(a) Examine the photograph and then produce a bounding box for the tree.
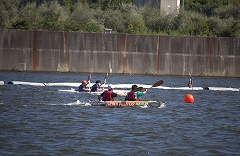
[0,0,19,28]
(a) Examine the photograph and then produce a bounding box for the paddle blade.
[152,80,163,87]
[87,74,91,88]
[104,73,108,83]
[132,87,143,92]
[87,74,91,82]
[105,73,108,79]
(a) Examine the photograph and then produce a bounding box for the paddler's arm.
[98,95,102,101]
[116,93,125,97]
[98,92,104,101]
[142,89,147,95]
[82,87,89,91]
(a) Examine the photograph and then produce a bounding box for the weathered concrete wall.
[160,0,180,14]
[134,0,180,14]
[0,29,239,77]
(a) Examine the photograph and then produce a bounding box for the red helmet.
[82,80,87,84]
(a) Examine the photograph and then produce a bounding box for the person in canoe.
[98,85,125,101]
[188,77,193,88]
[91,80,102,92]
[125,85,147,101]
[78,80,89,92]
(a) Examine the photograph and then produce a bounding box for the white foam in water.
[158,103,166,108]
[84,103,92,106]
[84,100,93,106]
[204,87,239,91]
[63,100,85,106]
[140,105,148,108]
[139,102,166,108]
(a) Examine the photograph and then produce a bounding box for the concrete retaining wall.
[0,29,239,77]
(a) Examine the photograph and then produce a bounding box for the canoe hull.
[90,101,160,107]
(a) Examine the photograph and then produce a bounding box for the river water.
[0,71,239,155]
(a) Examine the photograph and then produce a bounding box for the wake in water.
[63,100,88,106]
[139,102,166,109]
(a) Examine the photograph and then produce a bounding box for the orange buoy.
[184,94,194,103]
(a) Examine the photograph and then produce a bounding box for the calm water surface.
[0,71,240,155]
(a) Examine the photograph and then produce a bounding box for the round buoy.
[184,94,194,103]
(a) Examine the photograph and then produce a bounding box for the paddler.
[125,85,147,101]
[188,77,193,88]
[78,80,88,92]
[98,85,125,101]
[91,80,102,92]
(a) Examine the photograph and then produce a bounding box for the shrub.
[0,0,19,28]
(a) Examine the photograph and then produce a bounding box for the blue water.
[0,71,240,155]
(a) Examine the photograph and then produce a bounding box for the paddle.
[189,71,193,90]
[87,74,91,92]
[126,80,164,101]
[151,80,164,88]
[102,73,108,91]
[132,87,143,92]
[143,80,164,92]
[132,80,163,92]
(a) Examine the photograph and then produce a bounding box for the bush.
[0,0,19,28]
[173,9,209,36]
[212,4,240,20]
[3,0,240,37]
[13,1,70,31]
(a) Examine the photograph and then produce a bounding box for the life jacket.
[103,90,113,101]
[91,84,100,92]
[79,84,86,91]
[126,92,139,101]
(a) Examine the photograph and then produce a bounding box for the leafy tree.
[13,3,41,30]
[69,2,102,32]
[126,16,145,34]
[209,4,240,37]
[173,9,209,36]
[0,0,19,28]
[13,1,70,30]
[212,4,240,20]
[63,0,77,11]
[140,5,175,35]
[183,0,240,16]
[2,0,240,37]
